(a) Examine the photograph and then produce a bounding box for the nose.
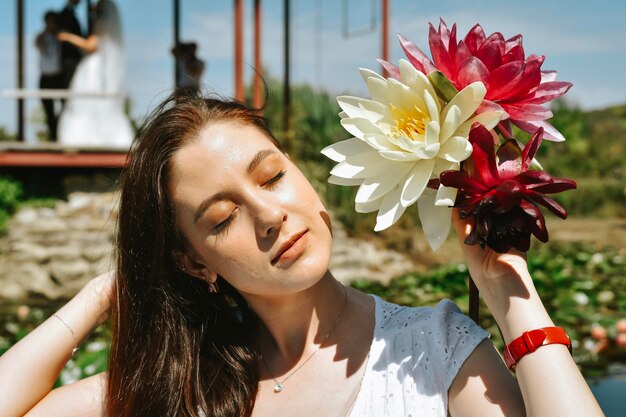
[251,195,287,238]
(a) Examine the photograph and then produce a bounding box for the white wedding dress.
[58,0,133,148]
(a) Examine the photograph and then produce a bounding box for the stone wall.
[0,192,414,301]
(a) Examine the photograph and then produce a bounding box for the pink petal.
[464,24,486,53]
[429,23,454,78]
[439,170,489,194]
[486,61,525,100]
[521,81,573,104]
[497,120,513,138]
[377,59,401,79]
[522,128,543,170]
[398,34,437,74]
[541,70,557,82]
[526,190,568,219]
[469,124,500,186]
[504,34,525,61]
[507,55,544,100]
[502,103,552,121]
[512,119,565,142]
[437,18,452,48]
[477,100,505,115]
[457,56,490,89]
[520,199,548,242]
[475,33,505,70]
[526,178,577,194]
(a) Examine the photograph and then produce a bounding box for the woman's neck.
[247,272,347,363]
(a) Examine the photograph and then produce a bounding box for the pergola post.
[16,0,25,141]
[234,0,244,101]
[282,0,291,151]
[252,0,263,109]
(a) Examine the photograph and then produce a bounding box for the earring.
[208,280,219,293]
[202,273,219,293]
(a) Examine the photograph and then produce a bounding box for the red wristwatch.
[503,327,571,371]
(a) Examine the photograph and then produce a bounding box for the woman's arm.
[0,272,113,417]
[57,32,98,54]
[449,214,604,417]
[24,373,107,417]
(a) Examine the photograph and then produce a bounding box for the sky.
[1,0,626,140]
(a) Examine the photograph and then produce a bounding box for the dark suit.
[57,4,82,89]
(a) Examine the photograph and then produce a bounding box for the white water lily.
[322,60,503,250]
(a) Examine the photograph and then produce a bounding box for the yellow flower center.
[389,104,428,141]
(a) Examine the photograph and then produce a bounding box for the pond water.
[589,375,626,416]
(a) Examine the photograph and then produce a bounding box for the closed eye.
[214,207,238,234]
[263,170,286,190]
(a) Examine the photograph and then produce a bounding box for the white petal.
[424,90,440,124]
[355,162,414,203]
[360,99,391,120]
[442,82,486,120]
[440,105,462,143]
[328,175,363,186]
[437,136,472,162]
[400,159,435,207]
[337,96,385,122]
[378,149,421,162]
[441,82,487,139]
[434,185,457,206]
[396,136,440,159]
[398,60,438,104]
[418,189,452,251]
[456,110,504,137]
[359,67,385,84]
[363,133,396,151]
[366,77,389,103]
[330,150,388,179]
[388,77,426,110]
[374,185,407,231]
[356,197,383,213]
[341,117,381,140]
[321,138,371,162]
[424,121,440,146]
[433,158,458,176]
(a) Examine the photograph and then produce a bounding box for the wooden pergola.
[4,0,390,168]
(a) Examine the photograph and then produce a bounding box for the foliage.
[351,242,626,376]
[0,176,24,233]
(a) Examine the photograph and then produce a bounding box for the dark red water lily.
[439,124,576,253]
[381,20,572,142]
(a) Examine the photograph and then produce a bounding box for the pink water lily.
[381,20,573,142]
[439,125,576,253]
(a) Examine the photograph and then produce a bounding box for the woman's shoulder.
[373,296,477,335]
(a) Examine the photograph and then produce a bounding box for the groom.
[57,0,83,92]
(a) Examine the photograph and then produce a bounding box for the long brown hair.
[108,92,279,417]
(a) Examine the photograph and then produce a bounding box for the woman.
[56,0,133,148]
[0,92,604,417]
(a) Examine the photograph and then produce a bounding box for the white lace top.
[348,296,490,417]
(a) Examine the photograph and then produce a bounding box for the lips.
[272,230,309,266]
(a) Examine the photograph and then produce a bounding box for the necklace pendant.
[273,382,285,393]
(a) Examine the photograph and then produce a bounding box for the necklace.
[260,285,349,393]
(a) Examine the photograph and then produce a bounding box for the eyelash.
[213,170,287,235]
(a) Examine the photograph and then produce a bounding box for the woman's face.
[169,122,333,298]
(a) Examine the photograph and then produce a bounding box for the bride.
[57,0,133,148]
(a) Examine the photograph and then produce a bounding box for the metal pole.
[173,0,180,88]
[381,0,389,77]
[234,0,244,101]
[253,0,263,108]
[283,0,291,151]
[17,0,25,141]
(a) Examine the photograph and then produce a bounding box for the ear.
[176,251,218,284]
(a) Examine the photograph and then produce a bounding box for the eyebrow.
[193,149,277,223]
[247,149,276,174]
